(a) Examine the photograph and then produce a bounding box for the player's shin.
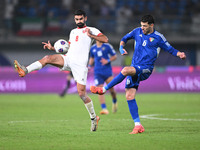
[84,98,96,119]
[84,97,100,131]
[26,61,42,73]
[104,72,126,90]
[127,99,141,126]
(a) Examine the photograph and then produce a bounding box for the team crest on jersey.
[149,37,155,42]
[102,47,105,51]
[82,28,87,33]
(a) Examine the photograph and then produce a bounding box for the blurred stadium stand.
[0,0,200,67]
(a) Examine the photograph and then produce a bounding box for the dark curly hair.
[141,15,154,24]
[74,9,86,17]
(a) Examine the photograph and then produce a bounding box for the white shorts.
[61,55,88,85]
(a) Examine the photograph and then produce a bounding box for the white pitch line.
[140,114,200,122]
[174,113,200,116]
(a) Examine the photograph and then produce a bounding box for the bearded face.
[74,15,87,28]
[141,22,154,35]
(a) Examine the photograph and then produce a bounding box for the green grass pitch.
[0,93,200,150]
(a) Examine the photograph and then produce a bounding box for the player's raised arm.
[157,35,186,60]
[119,41,128,55]
[42,40,55,51]
[86,28,108,43]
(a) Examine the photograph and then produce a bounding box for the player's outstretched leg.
[129,125,145,134]
[90,86,105,95]
[14,60,28,77]
[91,116,100,131]
[90,72,126,95]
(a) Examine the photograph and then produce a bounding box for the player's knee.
[121,67,136,76]
[78,87,84,95]
[121,67,130,76]
[126,93,135,100]
[41,55,51,64]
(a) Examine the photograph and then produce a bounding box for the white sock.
[135,122,141,126]
[85,101,96,119]
[26,61,42,73]
[103,87,106,93]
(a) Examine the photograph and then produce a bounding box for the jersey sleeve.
[157,34,178,56]
[89,27,102,36]
[121,28,137,43]
[107,44,116,56]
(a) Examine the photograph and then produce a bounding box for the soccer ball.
[54,39,69,54]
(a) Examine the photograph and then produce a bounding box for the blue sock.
[101,103,107,109]
[105,72,126,90]
[112,98,117,104]
[127,99,140,123]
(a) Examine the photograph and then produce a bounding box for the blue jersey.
[90,43,116,75]
[121,27,178,69]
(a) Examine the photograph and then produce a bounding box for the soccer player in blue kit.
[90,15,186,134]
[89,40,118,115]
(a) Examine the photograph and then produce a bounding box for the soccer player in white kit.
[14,9,108,132]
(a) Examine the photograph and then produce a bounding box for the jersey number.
[97,51,103,57]
[75,36,79,42]
[142,40,147,46]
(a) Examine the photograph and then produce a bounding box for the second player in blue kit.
[89,40,118,115]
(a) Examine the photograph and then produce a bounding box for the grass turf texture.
[0,93,200,150]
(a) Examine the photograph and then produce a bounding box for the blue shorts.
[125,65,152,90]
[94,72,112,86]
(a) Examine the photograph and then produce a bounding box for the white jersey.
[67,26,102,66]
